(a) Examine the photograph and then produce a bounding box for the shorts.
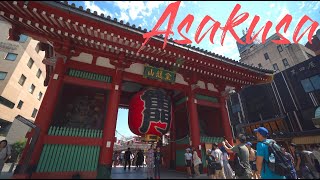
[186,160,192,167]
[207,166,216,175]
[250,161,257,171]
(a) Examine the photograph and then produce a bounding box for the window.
[258,63,262,68]
[273,63,279,71]
[0,72,7,80]
[264,53,269,60]
[232,104,241,113]
[38,92,43,101]
[282,58,289,67]
[29,84,35,94]
[5,53,18,61]
[301,75,320,93]
[310,75,320,90]
[0,96,15,109]
[301,79,315,93]
[35,44,40,53]
[36,69,42,78]
[277,45,283,52]
[27,58,34,69]
[18,74,26,86]
[17,100,23,109]
[18,34,28,43]
[31,108,38,118]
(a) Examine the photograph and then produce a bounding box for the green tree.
[8,140,27,163]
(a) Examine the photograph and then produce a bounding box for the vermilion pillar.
[97,69,123,179]
[187,86,201,154]
[28,57,66,172]
[170,107,176,170]
[219,96,234,146]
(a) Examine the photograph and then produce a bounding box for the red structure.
[0,1,273,179]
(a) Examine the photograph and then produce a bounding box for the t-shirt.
[256,139,286,179]
[293,150,306,167]
[124,150,132,160]
[185,152,192,160]
[154,152,163,164]
[231,144,251,175]
[147,149,154,163]
[211,148,223,166]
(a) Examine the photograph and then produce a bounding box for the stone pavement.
[111,166,209,179]
[0,164,210,179]
[0,163,16,179]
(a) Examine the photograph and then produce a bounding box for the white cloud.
[113,1,165,21]
[119,11,130,22]
[299,2,305,9]
[84,1,112,17]
[276,7,290,24]
[211,34,240,61]
[269,3,275,8]
[313,2,320,10]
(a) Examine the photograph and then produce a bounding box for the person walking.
[154,146,163,179]
[206,149,215,179]
[184,148,193,178]
[192,148,202,177]
[254,127,285,179]
[311,144,320,173]
[0,140,11,174]
[220,146,234,179]
[222,134,252,179]
[290,143,314,179]
[281,146,297,179]
[124,148,132,170]
[245,142,259,179]
[211,143,226,179]
[136,149,144,169]
[146,144,155,179]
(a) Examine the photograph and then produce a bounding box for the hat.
[207,149,212,153]
[290,143,297,147]
[186,148,191,151]
[246,142,252,146]
[212,142,218,147]
[254,127,269,137]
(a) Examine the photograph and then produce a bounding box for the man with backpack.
[222,134,252,179]
[254,127,286,179]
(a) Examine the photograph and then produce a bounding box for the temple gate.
[0,1,273,179]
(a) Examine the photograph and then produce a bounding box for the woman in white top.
[192,148,202,177]
[220,147,234,179]
[184,148,193,178]
[0,140,11,174]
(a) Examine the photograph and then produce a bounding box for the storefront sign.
[0,42,18,52]
[290,61,317,76]
[143,64,176,83]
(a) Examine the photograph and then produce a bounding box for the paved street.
[111,166,209,179]
[1,164,209,179]
[0,163,16,179]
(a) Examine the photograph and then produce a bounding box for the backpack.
[262,140,291,176]
[233,147,247,176]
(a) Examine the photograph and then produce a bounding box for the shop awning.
[292,135,320,145]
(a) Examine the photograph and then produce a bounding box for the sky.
[71,1,320,138]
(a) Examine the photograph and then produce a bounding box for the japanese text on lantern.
[143,65,176,83]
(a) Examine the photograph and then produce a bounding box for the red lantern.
[128,89,172,137]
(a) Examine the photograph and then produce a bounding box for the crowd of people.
[112,145,164,179]
[199,127,320,179]
[110,127,320,179]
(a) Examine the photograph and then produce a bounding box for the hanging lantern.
[128,89,172,137]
